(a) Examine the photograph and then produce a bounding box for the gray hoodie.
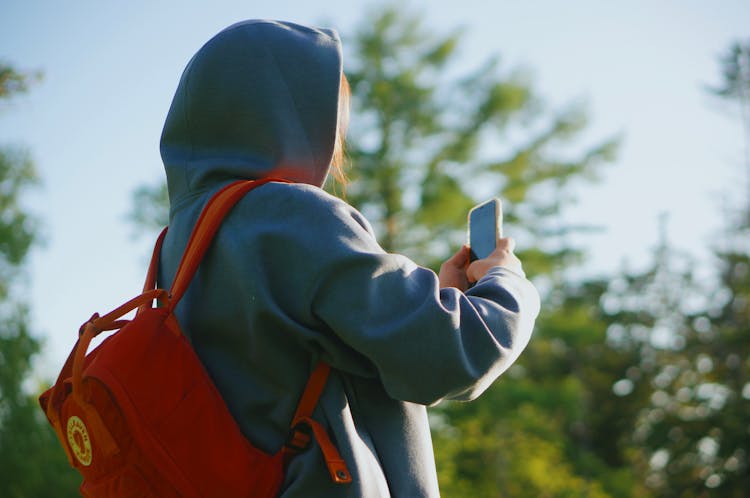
[157,20,540,497]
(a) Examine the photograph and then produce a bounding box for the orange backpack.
[39,179,351,497]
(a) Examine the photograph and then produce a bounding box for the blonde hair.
[330,73,350,186]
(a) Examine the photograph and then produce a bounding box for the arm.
[306,195,540,405]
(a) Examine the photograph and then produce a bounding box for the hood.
[160,20,343,208]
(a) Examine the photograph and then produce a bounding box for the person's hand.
[439,245,470,291]
[467,237,523,283]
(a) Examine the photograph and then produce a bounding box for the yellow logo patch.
[67,415,93,466]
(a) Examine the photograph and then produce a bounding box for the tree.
[587,40,750,497]
[607,215,750,498]
[130,181,169,235]
[344,7,617,275]
[707,40,750,227]
[631,40,750,497]
[593,219,699,496]
[636,248,750,497]
[0,63,80,497]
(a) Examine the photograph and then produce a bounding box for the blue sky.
[2,0,749,378]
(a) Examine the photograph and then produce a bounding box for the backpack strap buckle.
[286,416,352,484]
[285,421,313,452]
[282,362,352,485]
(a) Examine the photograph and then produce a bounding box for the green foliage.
[0,62,80,496]
[632,249,750,496]
[707,40,750,102]
[435,403,613,498]
[0,63,41,300]
[0,146,38,298]
[434,275,654,498]
[129,180,170,233]
[592,207,750,496]
[0,305,81,497]
[622,41,750,497]
[707,39,750,228]
[342,5,619,275]
[0,65,41,98]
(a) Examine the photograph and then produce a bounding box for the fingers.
[445,244,470,267]
[442,239,521,288]
[496,237,515,252]
[466,236,523,283]
[439,245,470,290]
[466,260,482,283]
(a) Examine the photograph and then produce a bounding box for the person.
[157,20,540,497]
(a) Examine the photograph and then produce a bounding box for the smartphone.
[468,198,502,262]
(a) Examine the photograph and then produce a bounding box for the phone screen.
[469,199,501,261]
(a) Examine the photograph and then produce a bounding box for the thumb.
[497,236,516,252]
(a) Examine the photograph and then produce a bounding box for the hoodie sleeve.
[265,184,540,406]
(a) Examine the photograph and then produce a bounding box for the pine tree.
[598,40,750,497]
[635,39,750,497]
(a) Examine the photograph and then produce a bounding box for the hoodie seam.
[181,57,196,198]
[168,185,218,218]
[257,32,318,170]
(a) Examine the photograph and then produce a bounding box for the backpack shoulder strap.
[167,178,287,307]
[142,227,168,293]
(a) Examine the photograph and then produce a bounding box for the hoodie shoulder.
[240,182,378,242]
